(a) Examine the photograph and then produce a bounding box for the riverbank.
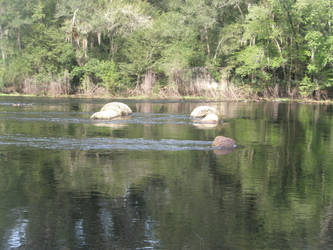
[1,92,333,104]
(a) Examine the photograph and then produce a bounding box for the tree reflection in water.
[0,98,333,249]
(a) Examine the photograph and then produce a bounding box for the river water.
[0,96,332,249]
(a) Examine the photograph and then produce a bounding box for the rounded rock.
[201,113,219,124]
[90,110,122,120]
[101,102,132,115]
[190,106,218,118]
[212,136,236,149]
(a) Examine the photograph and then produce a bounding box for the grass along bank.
[1,82,333,105]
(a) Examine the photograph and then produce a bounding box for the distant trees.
[233,0,333,98]
[0,0,332,98]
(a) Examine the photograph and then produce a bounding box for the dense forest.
[0,0,332,99]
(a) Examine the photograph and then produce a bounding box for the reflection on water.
[0,97,333,249]
[74,219,87,247]
[2,208,28,249]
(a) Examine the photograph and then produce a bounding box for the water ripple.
[0,112,192,125]
[0,134,212,151]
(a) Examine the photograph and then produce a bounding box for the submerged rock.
[90,102,132,120]
[93,116,130,128]
[213,147,235,155]
[193,123,218,129]
[212,136,237,155]
[212,136,236,149]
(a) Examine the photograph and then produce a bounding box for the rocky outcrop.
[90,102,132,120]
[190,106,221,124]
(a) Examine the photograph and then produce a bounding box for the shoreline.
[1,92,333,104]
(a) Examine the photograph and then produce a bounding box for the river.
[0,96,333,249]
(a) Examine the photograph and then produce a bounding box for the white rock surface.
[90,110,122,120]
[190,106,218,118]
[101,102,132,115]
[90,102,132,120]
[200,113,219,124]
[190,105,220,125]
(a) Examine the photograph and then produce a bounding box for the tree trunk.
[97,32,101,46]
[236,2,244,19]
[17,30,21,50]
[273,38,287,81]
[141,70,156,94]
[213,38,223,64]
[204,26,210,57]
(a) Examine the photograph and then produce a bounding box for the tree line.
[0,0,332,98]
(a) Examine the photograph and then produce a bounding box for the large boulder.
[90,102,132,120]
[190,105,220,125]
[190,106,218,118]
[201,113,219,124]
[90,110,121,120]
[101,102,132,115]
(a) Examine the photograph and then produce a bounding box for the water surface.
[0,97,333,249]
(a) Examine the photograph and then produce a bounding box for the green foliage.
[96,61,121,90]
[243,5,272,41]
[117,30,157,84]
[71,59,121,91]
[158,42,200,76]
[0,0,332,98]
[299,75,316,97]
[2,56,31,87]
[235,45,272,83]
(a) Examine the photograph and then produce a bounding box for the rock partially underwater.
[90,102,132,120]
[100,102,132,115]
[190,106,218,118]
[212,136,237,155]
[201,113,219,123]
[190,105,221,126]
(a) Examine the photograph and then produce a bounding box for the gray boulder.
[190,106,218,118]
[101,102,132,115]
[190,105,220,124]
[90,102,132,120]
[201,113,219,123]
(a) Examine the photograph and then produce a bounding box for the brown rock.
[212,136,236,149]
